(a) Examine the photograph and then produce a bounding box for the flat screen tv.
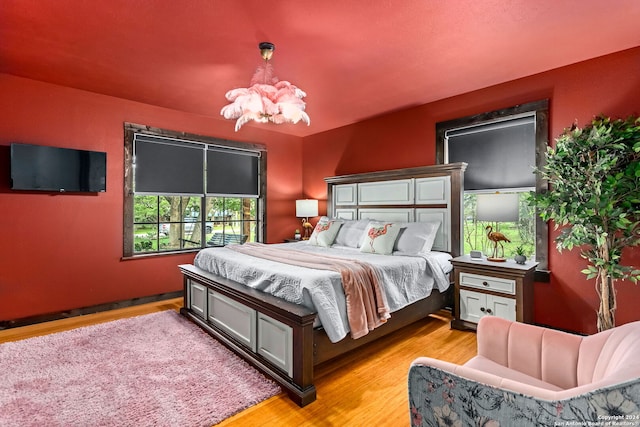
[10,143,107,192]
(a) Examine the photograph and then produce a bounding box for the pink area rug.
[0,310,281,427]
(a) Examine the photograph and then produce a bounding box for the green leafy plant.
[531,114,640,331]
[514,245,526,256]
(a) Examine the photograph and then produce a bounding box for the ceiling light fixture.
[220,42,310,132]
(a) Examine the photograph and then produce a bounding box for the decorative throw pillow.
[360,222,402,255]
[394,221,441,254]
[333,219,370,248]
[308,218,343,247]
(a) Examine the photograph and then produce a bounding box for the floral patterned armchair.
[408,316,640,426]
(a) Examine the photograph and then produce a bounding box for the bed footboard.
[179,264,318,407]
[180,263,452,407]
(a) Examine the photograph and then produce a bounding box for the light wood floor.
[0,298,478,427]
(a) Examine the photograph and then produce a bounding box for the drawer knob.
[482,281,489,286]
[480,307,486,312]
[486,308,493,314]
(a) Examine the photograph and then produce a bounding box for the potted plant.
[531,114,640,331]
[294,229,301,240]
[514,246,527,264]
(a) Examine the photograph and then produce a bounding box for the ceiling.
[2,0,639,137]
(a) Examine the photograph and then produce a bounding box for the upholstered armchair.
[408,316,640,426]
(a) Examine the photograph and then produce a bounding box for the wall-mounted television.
[10,143,107,193]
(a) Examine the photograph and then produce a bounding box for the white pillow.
[333,219,369,248]
[360,222,402,255]
[393,221,441,254]
[308,218,343,247]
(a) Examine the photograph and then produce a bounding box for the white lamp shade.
[476,193,519,222]
[296,199,318,218]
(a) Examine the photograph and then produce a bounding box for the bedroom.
[1,1,639,424]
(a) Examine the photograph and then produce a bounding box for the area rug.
[0,310,281,427]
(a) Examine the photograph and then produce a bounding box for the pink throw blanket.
[227,243,390,339]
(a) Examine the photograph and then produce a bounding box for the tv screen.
[10,143,107,192]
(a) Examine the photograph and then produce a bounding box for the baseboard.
[0,291,183,330]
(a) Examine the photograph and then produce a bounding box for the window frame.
[123,123,267,258]
[436,100,550,278]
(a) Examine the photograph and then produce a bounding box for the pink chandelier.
[221,42,310,132]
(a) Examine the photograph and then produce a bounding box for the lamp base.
[486,257,507,262]
[301,217,313,240]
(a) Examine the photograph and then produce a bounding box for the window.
[123,123,266,257]
[436,100,549,273]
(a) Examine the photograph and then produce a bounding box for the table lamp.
[476,193,519,261]
[296,199,318,240]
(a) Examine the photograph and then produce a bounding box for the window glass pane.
[226,198,242,213]
[158,197,173,222]
[463,192,535,258]
[184,198,201,220]
[162,196,197,251]
[132,194,206,253]
[133,195,159,223]
[161,233,181,251]
[243,198,257,220]
[181,229,201,248]
[133,224,157,253]
[223,221,243,236]
[204,197,257,246]
[245,221,257,243]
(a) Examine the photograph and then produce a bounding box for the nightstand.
[450,255,538,331]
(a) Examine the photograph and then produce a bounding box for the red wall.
[2,47,639,334]
[0,74,304,321]
[303,47,640,334]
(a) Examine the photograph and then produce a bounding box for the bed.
[179,163,466,406]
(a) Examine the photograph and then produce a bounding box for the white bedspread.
[193,242,452,343]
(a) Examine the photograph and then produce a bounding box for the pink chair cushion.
[464,356,563,391]
[474,316,640,393]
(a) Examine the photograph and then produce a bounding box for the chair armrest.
[412,356,640,401]
[410,357,462,373]
[408,363,640,426]
[411,356,557,398]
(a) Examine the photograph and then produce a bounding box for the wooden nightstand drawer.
[460,272,515,295]
[450,255,538,331]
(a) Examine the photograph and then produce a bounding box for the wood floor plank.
[0,299,477,426]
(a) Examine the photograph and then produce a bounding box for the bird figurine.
[367,223,392,253]
[485,225,510,261]
[301,218,314,240]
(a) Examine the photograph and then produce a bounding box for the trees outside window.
[462,192,535,257]
[132,196,257,253]
[123,123,266,257]
[436,100,549,271]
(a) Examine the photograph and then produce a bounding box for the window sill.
[121,249,200,261]
[535,269,550,283]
